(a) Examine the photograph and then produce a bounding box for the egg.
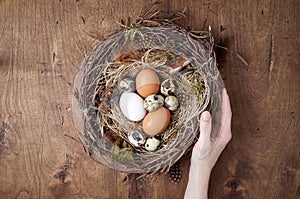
[161,78,175,96]
[165,96,179,111]
[118,77,135,93]
[128,130,146,147]
[144,94,164,112]
[136,68,160,98]
[142,107,171,136]
[119,92,146,121]
[144,136,161,151]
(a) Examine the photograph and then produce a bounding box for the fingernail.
[201,111,210,122]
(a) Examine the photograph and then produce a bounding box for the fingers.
[219,88,232,143]
[221,88,232,125]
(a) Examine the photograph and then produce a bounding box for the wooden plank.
[0,0,299,198]
[205,0,300,198]
[0,0,143,198]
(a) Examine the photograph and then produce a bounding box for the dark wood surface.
[0,0,299,198]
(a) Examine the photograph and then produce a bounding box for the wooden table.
[0,0,299,198]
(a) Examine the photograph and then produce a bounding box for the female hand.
[185,88,232,199]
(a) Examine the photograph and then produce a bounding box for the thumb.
[193,111,213,158]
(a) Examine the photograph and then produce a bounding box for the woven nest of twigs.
[72,16,223,173]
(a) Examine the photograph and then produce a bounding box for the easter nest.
[72,23,224,173]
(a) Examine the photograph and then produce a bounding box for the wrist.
[189,161,212,183]
[184,161,212,199]
[190,156,214,172]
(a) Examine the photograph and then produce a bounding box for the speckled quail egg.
[144,136,161,152]
[127,130,146,147]
[161,79,175,96]
[165,96,179,111]
[144,94,164,112]
[118,77,135,93]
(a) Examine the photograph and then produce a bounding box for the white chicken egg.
[119,92,146,121]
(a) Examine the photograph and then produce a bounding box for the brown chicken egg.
[142,107,171,136]
[136,68,160,98]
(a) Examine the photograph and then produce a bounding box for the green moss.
[110,145,134,163]
[154,51,171,60]
[124,26,141,42]
[189,82,204,102]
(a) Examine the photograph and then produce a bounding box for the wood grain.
[0,0,299,198]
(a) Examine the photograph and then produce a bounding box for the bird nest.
[72,26,223,173]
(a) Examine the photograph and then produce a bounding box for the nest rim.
[72,26,223,173]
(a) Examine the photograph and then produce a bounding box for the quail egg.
[144,136,161,152]
[118,77,135,93]
[161,79,175,96]
[144,94,164,112]
[165,96,179,111]
[127,130,146,147]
